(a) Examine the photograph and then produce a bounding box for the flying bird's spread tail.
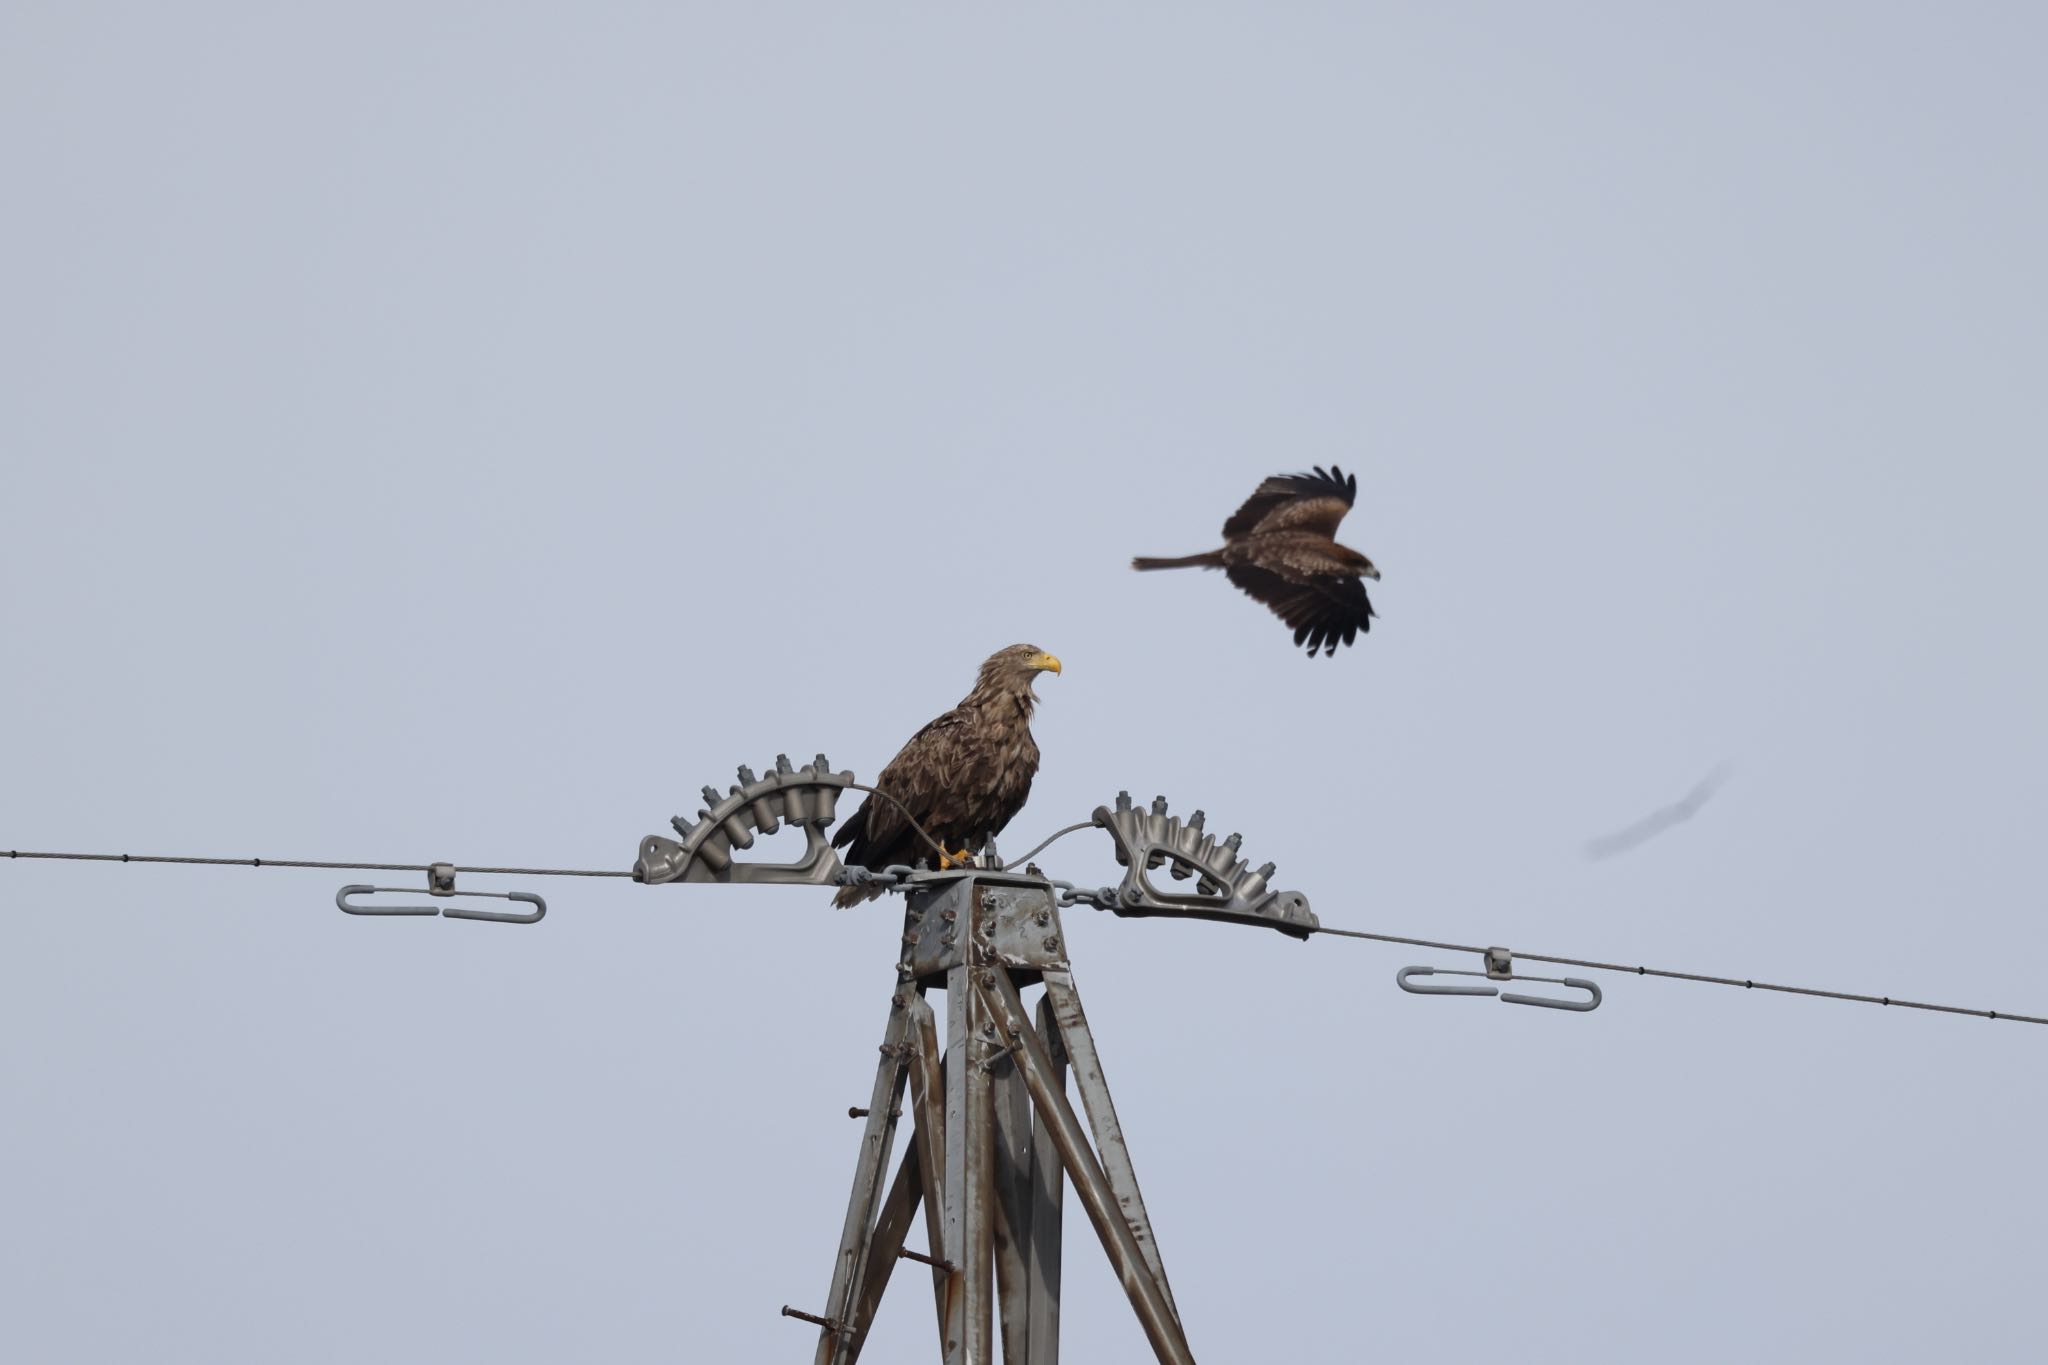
[1132,464,1380,656]
[831,644,1061,908]
[1131,552,1225,571]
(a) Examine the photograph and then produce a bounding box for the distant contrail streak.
[1585,765,1731,860]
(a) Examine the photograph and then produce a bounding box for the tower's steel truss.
[635,758,1315,1363]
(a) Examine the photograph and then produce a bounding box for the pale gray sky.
[4,4,2044,1362]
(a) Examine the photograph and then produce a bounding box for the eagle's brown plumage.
[1132,465,1380,657]
[831,643,1061,907]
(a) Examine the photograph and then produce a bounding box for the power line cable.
[5,848,632,877]
[7,845,2041,1027]
[1006,821,1097,869]
[1312,925,2047,1025]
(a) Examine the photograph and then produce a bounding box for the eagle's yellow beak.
[1030,652,1063,675]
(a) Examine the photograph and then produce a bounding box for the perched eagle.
[1132,465,1380,657]
[831,643,1062,907]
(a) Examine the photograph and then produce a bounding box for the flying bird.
[831,644,1062,907]
[1132,465,1380,657]
[1584,766,1731,860]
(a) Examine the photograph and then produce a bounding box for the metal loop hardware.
[1397,947,1601,1013]
[336,862,546,925]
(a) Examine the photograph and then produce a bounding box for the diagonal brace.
[975,969,1195,1365]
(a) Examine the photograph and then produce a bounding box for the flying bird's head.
[1344,546,1382,581]
[980,643,1063,694]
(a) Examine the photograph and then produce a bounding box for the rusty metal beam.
[908,995,952,1347]
[992,990,1069,1365]
[977,969,1193,1365]
[816,992,914,1365]
[846,1137,926,1359]
[943,962,995,1364]
[1039,971,1179,1317]
[1025,993,1067,1365]
[991,1050,1033,1363]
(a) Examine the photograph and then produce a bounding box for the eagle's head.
[981,643,1063,694]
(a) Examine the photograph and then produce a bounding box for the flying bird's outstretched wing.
[1221,465,1357,540]
[1133,463,1380,657]
[1138,464,1376,654]
[1224,562,1375,657]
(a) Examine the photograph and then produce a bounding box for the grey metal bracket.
[635,753,855,886]
[336,863,546,925]
[1076,791,1318,939]
[632,761,1321,950]
[1397,955,1602,1013]
[897,872,1069,987]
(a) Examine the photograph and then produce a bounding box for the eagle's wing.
[1225,561,1374,657]
[1221,465,1357,541]
[833,706,973,861]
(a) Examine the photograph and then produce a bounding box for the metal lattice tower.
[806,870,1178,1362]
[635,759,1315,1363]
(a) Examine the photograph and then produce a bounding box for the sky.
[3,4,2045,1361]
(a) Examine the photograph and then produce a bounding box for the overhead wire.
[1004,821,1097,870]
[6,844,2042,1028]
[5,848,633,878]
[840,782,953,863]
[1311,925,2048,1026]
[0,780,955,879]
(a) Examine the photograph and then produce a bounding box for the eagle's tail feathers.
[1132,551,1225,571]
[832,882,871,910]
